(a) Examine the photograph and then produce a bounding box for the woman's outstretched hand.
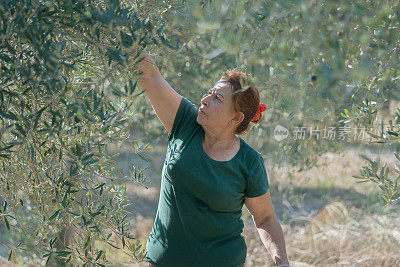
[128,47,159,82]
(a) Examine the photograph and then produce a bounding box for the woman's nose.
[201,95,210,106]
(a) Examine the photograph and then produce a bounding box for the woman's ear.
[231,112,244,127]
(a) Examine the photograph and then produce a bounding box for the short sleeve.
[245,153,270,198]
[168,96,199,142]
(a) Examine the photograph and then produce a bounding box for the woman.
[130,50,290,267]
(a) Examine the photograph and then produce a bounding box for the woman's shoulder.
[238,138,263,165]
[168,96,200,142]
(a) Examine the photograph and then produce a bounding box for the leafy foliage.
[0,0,183,264]
[137,0,398,165]
[349,105,400,204]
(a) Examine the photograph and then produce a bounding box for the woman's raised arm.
[129,50,182,134]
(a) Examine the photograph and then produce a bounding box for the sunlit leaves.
[353,154,400,204]
[0,0,182,264]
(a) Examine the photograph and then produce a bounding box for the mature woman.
[131,50,290,267]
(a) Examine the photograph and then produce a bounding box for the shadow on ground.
[123,179,387,228]
[269,183,390,226]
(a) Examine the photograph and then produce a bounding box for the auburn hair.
[220,69,262,135]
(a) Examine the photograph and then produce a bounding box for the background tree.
[133,0,400,204]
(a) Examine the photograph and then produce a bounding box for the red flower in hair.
[250,103,266,122]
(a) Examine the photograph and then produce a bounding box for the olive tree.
[0,0,183,265]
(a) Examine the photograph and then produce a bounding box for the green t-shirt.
[145,97,269,267]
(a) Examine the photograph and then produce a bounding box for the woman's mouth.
[199,108,206,115]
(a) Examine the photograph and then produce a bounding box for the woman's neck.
[202,127,239,151]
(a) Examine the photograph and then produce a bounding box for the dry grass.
[243,148,400,266]
[244,201,400,267]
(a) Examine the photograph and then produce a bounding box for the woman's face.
[197,80,243,132]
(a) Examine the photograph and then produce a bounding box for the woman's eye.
[206,90,221,101]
